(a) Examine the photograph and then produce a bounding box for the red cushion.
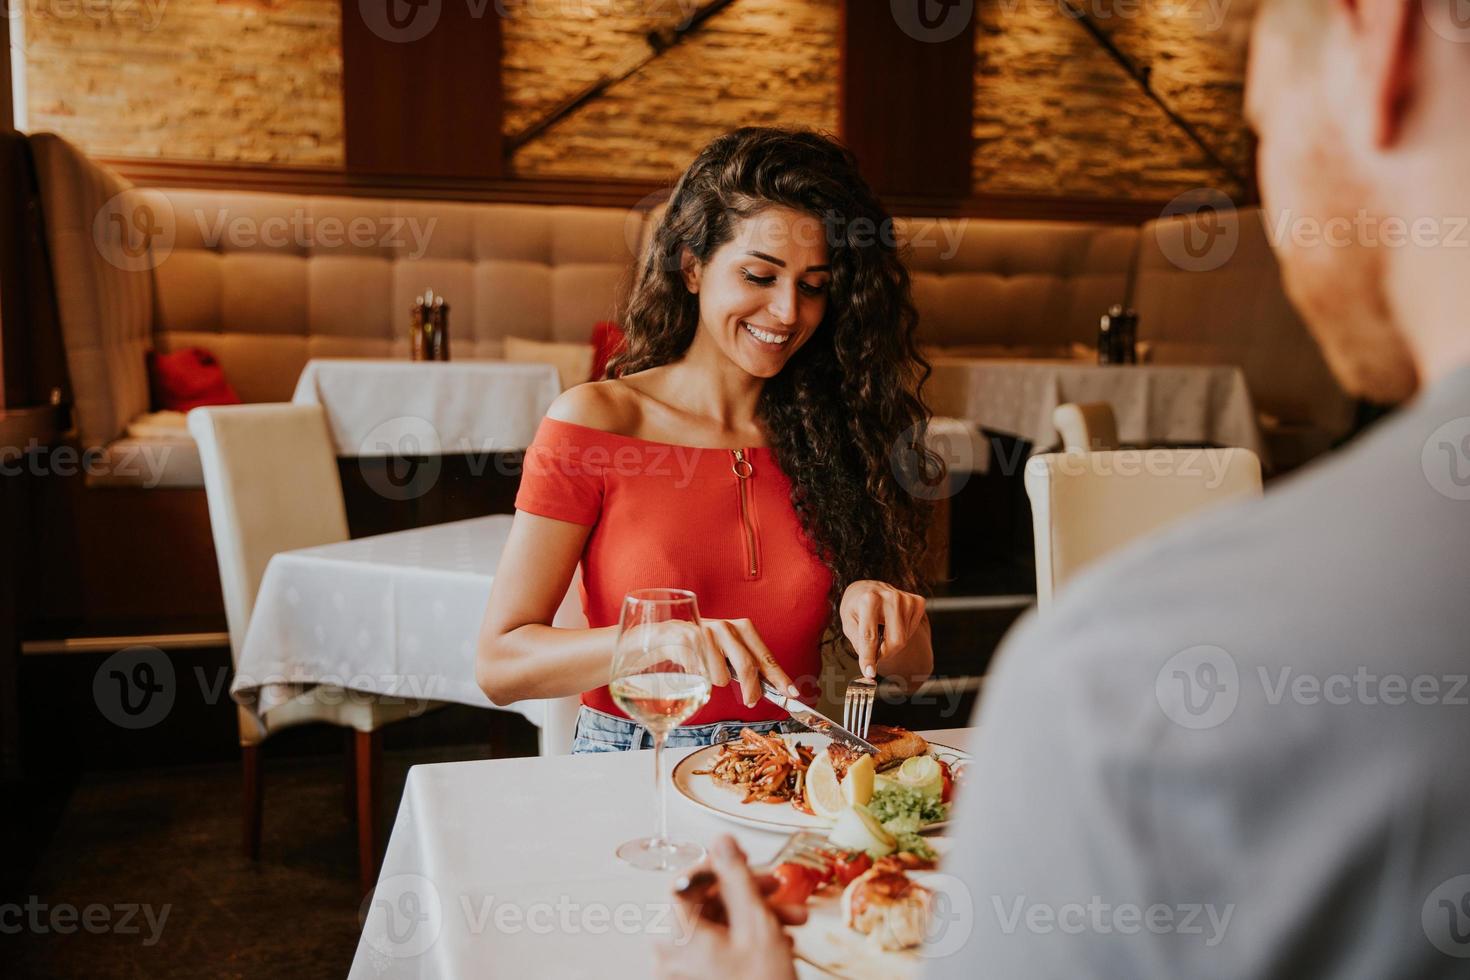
[148,348,242,412]
[589,321,626,381]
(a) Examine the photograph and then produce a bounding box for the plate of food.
[677,830,960,980]
[672,725,969,852]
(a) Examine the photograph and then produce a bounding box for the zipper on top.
[731,449,761,580]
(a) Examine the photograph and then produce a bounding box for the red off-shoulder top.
[514,417,833,726]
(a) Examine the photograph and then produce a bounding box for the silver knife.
[761,681,878,755]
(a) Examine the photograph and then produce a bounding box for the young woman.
[475,127,941,753]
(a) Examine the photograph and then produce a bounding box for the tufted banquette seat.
[31,132,1352,492]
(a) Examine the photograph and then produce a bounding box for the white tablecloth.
[292,359,562,457]
[348,728,974,979]
[926,358,1266,468]
[232,515,581,746]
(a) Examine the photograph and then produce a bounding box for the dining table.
[348,727,976,979]
[925,357,1267,468]
[292,358,563,457]
[231,514,584,754]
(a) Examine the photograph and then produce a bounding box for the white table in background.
[926,357,1267,468]
[231,515,582,752]
[292,359,562,457]
[348,728,975,979]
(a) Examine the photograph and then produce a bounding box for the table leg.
[355,729,382,895]
[242,743,263,860]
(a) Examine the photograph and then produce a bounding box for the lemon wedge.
[805,750,846,820]
[897,756,943,800]
[828,805,897,858]
[842,753,876,807]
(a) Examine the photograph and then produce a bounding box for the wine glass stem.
[652,730,668,848]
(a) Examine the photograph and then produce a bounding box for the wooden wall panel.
[342,1,504,178]
[840,0,975,199]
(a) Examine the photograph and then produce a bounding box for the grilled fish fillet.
[828,725,929,775]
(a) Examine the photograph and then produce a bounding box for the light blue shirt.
[928,366,1470,979]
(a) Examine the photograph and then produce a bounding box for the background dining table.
[292,358,563,457]
[348,727,976,979]
[925,357,1267,467]
[231,515,585,754]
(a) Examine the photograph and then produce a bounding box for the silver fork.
[842,676,877,740]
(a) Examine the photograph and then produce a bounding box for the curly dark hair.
[609,127,943,631]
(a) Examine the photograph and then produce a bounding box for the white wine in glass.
[610,589,712,871]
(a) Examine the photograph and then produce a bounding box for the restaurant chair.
[187,403,430,892]
[1025,448,1263,609]
[1053,402,1120,453]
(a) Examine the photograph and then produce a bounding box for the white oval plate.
[672,733,970,835]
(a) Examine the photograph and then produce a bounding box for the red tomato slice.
[939,759,955,803]
[768,863,821,906]
[831,851,873,887]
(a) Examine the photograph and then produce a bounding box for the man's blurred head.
[1245,0,1470,402]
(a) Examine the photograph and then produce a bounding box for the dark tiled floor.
[2,733,534,979]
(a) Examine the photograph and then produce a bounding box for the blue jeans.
[570,705,802,754]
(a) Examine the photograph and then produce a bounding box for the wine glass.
[610,589,713,871]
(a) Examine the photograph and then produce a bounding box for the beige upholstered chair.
[1025,448,1263,609]
[1052,402,1120,453]
[187,403,430,891]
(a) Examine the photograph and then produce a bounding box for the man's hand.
[655,836,803,980]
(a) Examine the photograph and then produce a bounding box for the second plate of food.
[672,728,970,835]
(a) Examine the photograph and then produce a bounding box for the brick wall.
[22,0,343,165]
[972,0,1253,200]
[20,0,1251,197]
[502,0,839,179]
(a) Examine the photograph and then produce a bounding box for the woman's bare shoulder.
[544,379,644,436]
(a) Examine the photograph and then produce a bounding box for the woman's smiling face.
[684,206,831,379]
